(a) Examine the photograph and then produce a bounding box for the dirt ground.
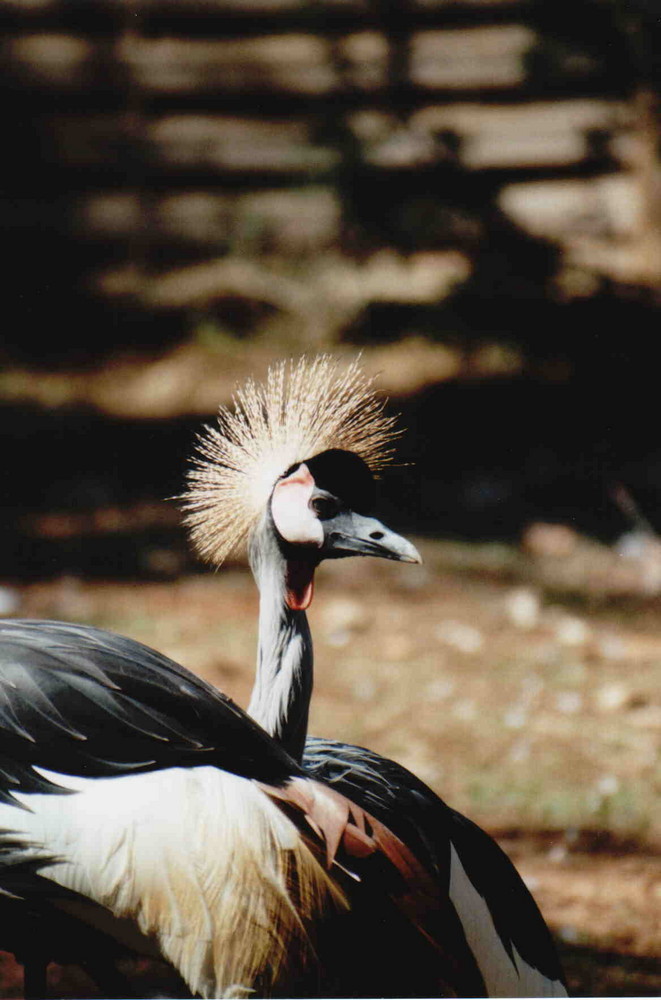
[2,527,661,996]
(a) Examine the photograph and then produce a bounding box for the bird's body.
[0,619,465,999]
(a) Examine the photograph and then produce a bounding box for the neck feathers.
[247,519,313,762]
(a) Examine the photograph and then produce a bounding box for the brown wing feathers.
[261,776,490,997]
[261,782,448,934]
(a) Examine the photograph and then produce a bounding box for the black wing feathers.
[0,620,301,790]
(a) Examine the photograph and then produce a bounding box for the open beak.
[322,511,422,564]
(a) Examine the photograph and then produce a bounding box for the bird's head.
[181,355,420,609]
[269,449,420,609]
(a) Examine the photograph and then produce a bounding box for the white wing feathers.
[448,845,567,998]
[0,766,348,999]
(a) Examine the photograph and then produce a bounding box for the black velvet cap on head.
[304,449,376,514]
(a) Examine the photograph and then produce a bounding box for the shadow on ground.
[560,941,661,997]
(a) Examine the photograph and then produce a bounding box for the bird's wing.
[304,736,568,998]
[0,619,300,792]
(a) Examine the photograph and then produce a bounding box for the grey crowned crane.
[0,356,567,998]
[0,360,484,998]
[183,356,568,998]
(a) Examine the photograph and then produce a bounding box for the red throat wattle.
[285,560,316,611]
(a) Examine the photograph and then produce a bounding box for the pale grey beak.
[322,511,422,564]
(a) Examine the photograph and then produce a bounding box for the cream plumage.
[0,765,347,999]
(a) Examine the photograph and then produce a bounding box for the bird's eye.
[310,496,339,519]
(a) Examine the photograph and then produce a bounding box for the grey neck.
[246,516,314,763]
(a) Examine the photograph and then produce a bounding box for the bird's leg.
[81,956,195,1000]
[23,956,48,1000]
[81,957,138,999]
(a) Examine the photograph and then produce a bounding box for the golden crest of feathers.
[182,355,399,565]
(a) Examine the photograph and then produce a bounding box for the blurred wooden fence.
[0,0,658,357]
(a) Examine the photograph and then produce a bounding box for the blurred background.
[1,0,661,994]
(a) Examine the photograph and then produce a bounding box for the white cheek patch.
[271,464,324,547]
